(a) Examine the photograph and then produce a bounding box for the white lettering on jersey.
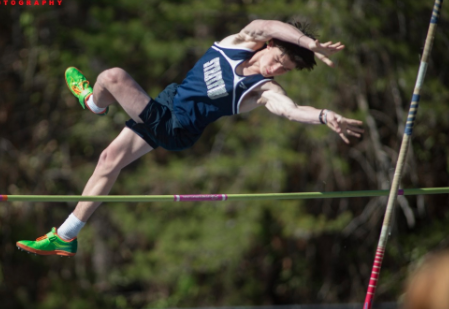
[203,57,228,100]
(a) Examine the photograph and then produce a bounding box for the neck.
[238,49,266,76]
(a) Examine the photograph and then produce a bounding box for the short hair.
[271,20,317,71]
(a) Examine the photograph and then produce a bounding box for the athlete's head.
[259,42,297,77]
[272,20,317,71]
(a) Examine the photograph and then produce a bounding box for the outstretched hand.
[325,111,364,144]
[308,39,345,67]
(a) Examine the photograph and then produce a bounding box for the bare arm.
[257,82,364,143]
[239,20,316,49]
[220,19,344,67]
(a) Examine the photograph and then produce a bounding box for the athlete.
[16,19,364,256]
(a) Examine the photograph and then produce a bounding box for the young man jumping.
[17,19,364,256]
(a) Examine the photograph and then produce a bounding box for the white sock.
[58,213,86,240]
[85,95,107,114]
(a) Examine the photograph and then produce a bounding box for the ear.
[266,39,274,48]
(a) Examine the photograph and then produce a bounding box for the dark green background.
[1,1,448,308]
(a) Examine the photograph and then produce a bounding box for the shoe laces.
[71,78,90,95]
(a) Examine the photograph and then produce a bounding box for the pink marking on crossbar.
[0,195,7,201]
[174,194,228,202]
[398,189,404,195]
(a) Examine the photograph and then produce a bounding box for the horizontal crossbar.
[1,187,449,203]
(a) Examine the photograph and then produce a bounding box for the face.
[260,44,296,77]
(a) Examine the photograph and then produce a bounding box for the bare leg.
[72,128,152,221]
[92,67,151,121]
[72,68,153,222]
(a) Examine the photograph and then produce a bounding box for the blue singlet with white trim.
[173,43,272,135]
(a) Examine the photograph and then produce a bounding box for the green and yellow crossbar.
[1,187,449,203]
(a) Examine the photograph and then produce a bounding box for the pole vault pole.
[363,1,443,308]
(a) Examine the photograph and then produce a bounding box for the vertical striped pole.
[363,1,443,308]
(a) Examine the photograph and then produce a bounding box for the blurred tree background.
[1,0,449,308]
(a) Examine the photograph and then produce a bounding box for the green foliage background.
[1,1,449,308]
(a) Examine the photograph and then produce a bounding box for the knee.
[97,67,129,87]
[96,147,123,176]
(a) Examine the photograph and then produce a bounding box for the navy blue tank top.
[173,43,272,134]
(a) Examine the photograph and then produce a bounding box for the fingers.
[328,115,364,144]
[324,59,335,68]
[330,42,344,48]
[313,41,344,67]
[347,122,365,135]
[315,53,335,68]
[336,126,360,144]
[346,124,364,134]
[342,119,365,139]
[339,133,350,144]
[318,41,345,51]
[345,118,364,126]
[339,129,361,144]
[345,129,362,138]
[320,41,333,47]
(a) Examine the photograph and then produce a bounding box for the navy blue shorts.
[125,83,201,151]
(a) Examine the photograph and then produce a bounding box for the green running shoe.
[16,227,77,257]
[64,67,108,115]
